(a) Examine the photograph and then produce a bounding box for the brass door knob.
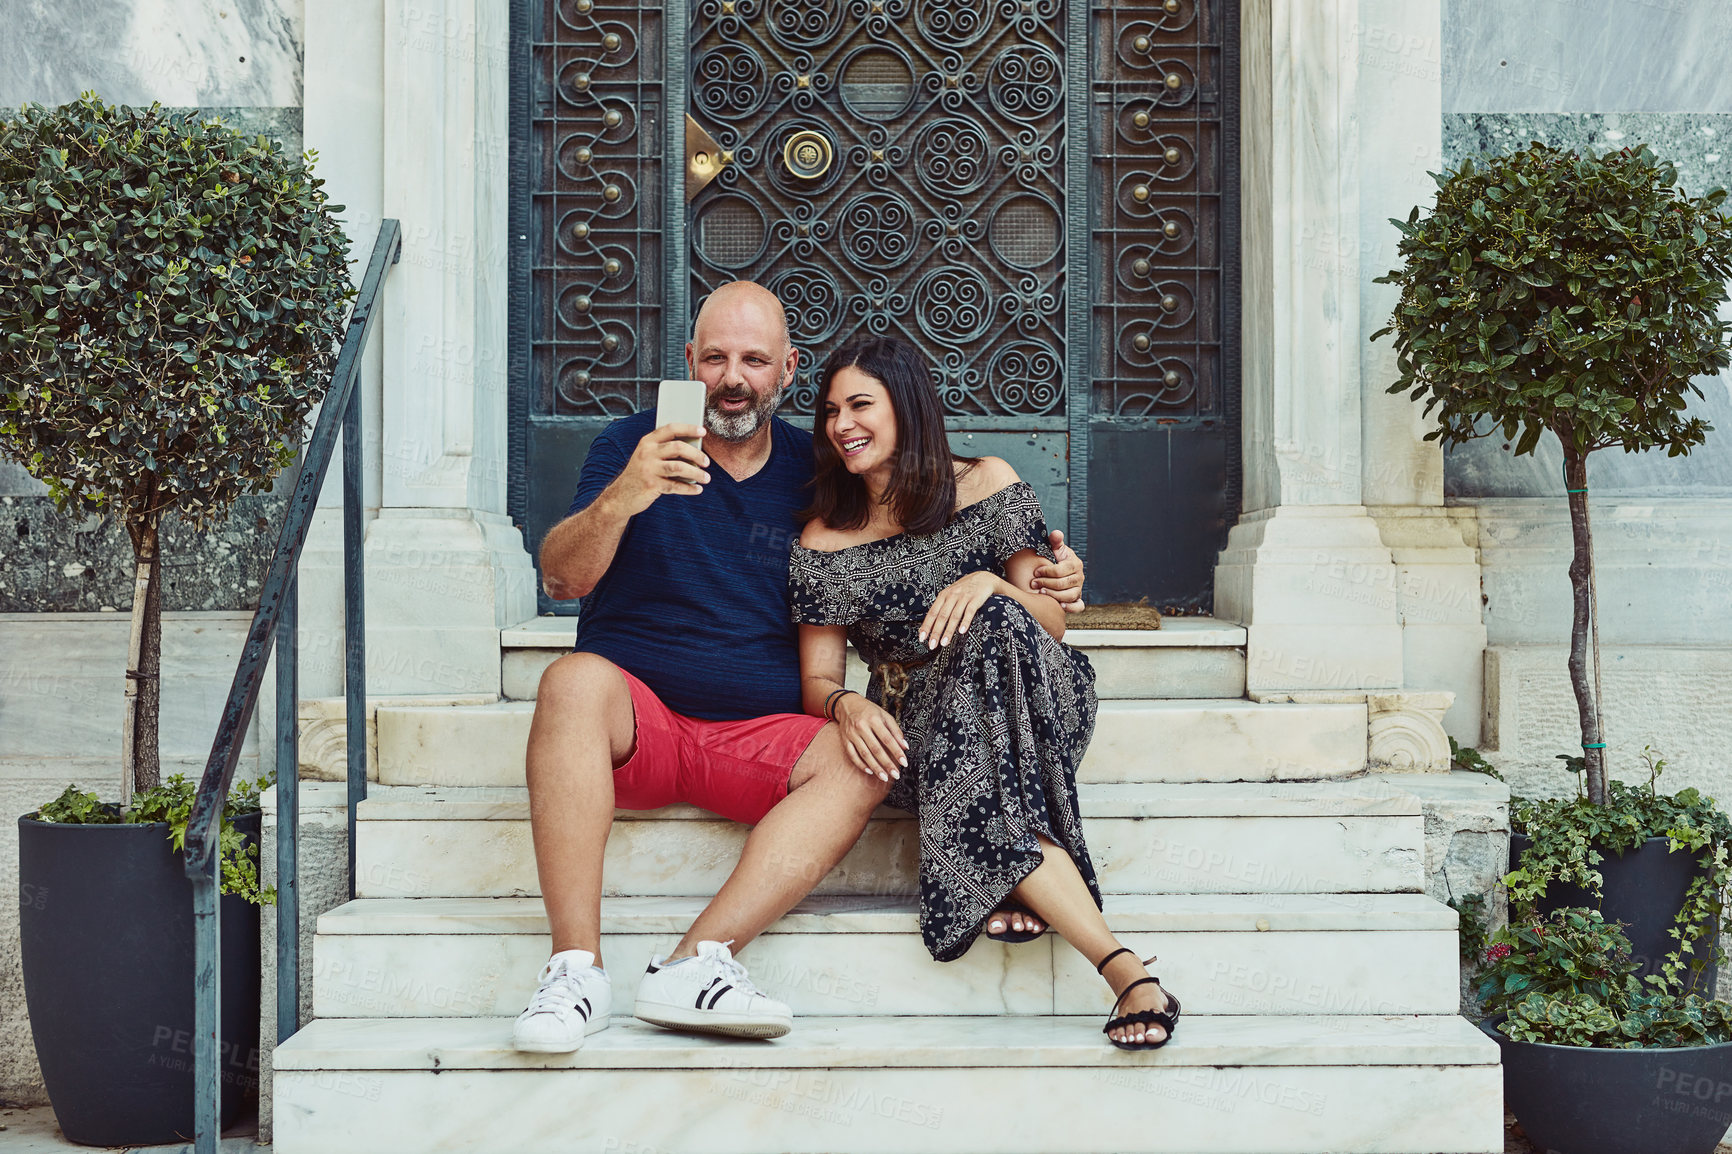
[782,130,834,180]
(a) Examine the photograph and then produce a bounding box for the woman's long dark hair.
[801,336,977,536]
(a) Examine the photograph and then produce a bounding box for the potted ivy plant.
[22,777,273,1145]
[1507,749,1729,993]
[0,94,353,1145]
[1475,908,1732,1154]
[1375,140,1732,1154]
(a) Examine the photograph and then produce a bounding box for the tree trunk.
[1563,451,1606,804]
[122,515,163,798]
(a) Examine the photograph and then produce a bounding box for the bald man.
[513,282,1087,1051]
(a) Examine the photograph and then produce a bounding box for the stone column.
[1355,0,1487,743]
[1222,0,1486,739]
[300,0,387,701]
[1215,0,1405,693]
[362,0,535,694]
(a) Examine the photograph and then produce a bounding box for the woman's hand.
[834,693,909,782]
[919,571,1004,650]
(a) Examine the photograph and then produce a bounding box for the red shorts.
[613,667,829,825]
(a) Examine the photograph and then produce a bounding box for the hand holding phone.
[607,379,709,513]
[656,380,707,450]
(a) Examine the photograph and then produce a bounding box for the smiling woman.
[790,335,1180,1050]
[805,338,970,538]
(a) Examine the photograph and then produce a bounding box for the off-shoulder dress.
[787,481,1102,961]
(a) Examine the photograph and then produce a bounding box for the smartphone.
[656,379,707,450]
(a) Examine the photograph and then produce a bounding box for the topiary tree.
[1375,141,1732,805]
[0,94,354,798]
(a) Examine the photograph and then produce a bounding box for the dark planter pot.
[19,811,262,1147]
[1481,1015,1732,1154]
[1511,831,1719,994]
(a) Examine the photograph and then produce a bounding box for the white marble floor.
[0,1105,262,1153]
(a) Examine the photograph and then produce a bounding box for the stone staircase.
[270,619,1505,1153]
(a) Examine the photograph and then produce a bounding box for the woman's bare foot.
[987,908,1045,936]
[1100,949,1172,1045]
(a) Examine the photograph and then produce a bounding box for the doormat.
[1070,599,1163,630]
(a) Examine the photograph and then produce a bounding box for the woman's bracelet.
[824,687,858,720]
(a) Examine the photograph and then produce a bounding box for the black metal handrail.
[182,218,401,1154]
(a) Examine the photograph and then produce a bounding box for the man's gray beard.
[705,385,783,443]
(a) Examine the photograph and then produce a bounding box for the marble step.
[272,1013,1504,1154]
[502,617,1249,701]
[310,892,1461,1020]
[372,697,1368,787]
[353,780,1425,900]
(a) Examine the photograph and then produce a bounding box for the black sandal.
[1096,946,1180,1051]
[986,901,1045,944]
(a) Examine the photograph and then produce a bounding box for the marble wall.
[0,0,302,110]
[0,4,306,610]
[1438,1,1732,499]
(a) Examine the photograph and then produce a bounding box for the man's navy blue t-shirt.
[566,410,815,721]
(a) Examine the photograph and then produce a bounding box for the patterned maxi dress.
[787,481,1102,962]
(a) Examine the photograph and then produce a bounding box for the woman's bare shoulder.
[955,455,1021,506]
[797,518,846,552]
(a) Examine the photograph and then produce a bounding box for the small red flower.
[1486,944,1513,962]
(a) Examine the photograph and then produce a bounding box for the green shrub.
[1478,907,1732,1048]
[37,774,275,904]
[0,93,354,791]
[1375,141,1732,804]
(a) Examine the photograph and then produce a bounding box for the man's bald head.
[686,280,799,443]
[692,280,790,352]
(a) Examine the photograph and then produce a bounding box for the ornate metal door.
[510,0,1236,611]
[680,0,1082,547]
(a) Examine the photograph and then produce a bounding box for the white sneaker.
[512,948,612,1052]
[633,940,793,1039]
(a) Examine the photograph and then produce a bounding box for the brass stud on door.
[782,130,834,179]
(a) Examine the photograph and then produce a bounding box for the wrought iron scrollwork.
[533,0,663,416]
[690,0,1068,419]
[1092,0,1224,420]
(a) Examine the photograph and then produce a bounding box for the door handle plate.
[686,115,731,201]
